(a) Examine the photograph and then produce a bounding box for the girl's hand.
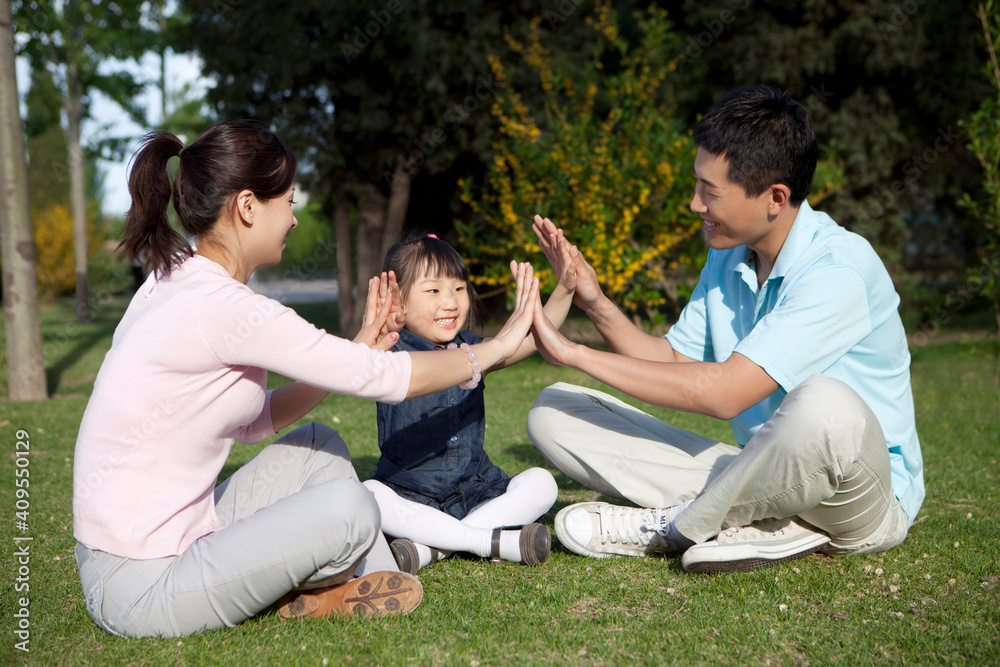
[355,274,399,351]
[533,215,602,311]
[378,270,405,334]
[491,261,539,360]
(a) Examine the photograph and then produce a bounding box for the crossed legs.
[527,376,910,566]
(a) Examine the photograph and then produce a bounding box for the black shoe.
[390,538,420,575]
[490,523,551,565]
[520,522,551,565]
[390,538,441,574]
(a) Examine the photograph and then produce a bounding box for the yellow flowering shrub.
[32,203,104,300]
[457,3,704,319]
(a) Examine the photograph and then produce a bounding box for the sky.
[17,49,212,217]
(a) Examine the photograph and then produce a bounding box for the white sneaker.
[555,502,685,558]
[681,517,830,573]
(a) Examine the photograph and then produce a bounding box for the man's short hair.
[692,85,817,207]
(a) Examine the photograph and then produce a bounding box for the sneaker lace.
[598,505,674,549]
[718,518,792,542]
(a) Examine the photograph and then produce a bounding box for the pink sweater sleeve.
[195,286,412,405]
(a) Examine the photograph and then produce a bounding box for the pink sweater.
[73,255,412,559]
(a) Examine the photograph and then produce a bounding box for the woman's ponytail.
[118,131,190,277]
[119,121,296,278]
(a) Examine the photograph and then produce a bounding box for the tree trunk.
[347,193,386,339]
[66,56,90,323]
[334,194,355,337]
[380,163,411,262]
[334,174,412,339]
[0,0,48,400]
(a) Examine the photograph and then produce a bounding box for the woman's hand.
[354,273,400,351]
[491,261,539,360]
[533,215,602,311]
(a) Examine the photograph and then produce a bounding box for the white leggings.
[363,468,558,555]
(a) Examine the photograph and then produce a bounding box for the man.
[526,85,924,573]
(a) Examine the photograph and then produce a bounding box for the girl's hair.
[119,121,297,276]
[382,233,484,329]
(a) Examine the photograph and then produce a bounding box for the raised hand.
[533,216,577,294]
[354,273,400,351]
[378,270,405,334]
[532,215,603,311]
[529,285,576,367]
[491,261,539,360]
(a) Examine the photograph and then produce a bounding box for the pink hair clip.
[426,233,439,239]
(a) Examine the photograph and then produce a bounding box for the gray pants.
[75,422,397,638]
[527,374,910,554]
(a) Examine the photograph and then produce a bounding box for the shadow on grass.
[502,442,555,470]
[43,298,127,395]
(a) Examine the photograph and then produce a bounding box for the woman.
[73,121,539,638]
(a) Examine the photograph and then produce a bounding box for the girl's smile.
[401,272,471,346]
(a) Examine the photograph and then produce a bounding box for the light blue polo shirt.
[666,201,924,523]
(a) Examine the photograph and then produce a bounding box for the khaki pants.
[76,422,397,638]
[527,374,910,554]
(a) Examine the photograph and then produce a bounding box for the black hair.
[382,233,484,330]
[692,85,817,206]
[119,121,297,276]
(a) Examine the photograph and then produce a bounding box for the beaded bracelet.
[447,342,482,390]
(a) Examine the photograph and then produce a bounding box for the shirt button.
[450,397,456,404]
[450,436,458,442]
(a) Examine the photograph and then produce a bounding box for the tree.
[0,0,47,400]
[461,4,703,322]
[15,0,151,322]
[664,0,989,307]
[0,61,111,302]
[960,1,1000,336]
[179,0,595,337]
[24,62,68,212]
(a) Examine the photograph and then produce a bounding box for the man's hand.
[533,215,603,311]
[529,286,577,367]
[534,217,578,296]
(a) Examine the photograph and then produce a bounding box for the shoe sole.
[278,571,423,619]
[682,536,830,574]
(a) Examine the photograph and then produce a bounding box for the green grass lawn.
[2,295,998,665]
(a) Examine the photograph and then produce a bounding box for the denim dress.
[373,328,511,519]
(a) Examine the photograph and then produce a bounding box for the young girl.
[362,230,577,572]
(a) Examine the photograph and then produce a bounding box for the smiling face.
[689,148,778,253]
[400,263,471,346]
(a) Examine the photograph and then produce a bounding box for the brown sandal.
[277,571,423,619]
